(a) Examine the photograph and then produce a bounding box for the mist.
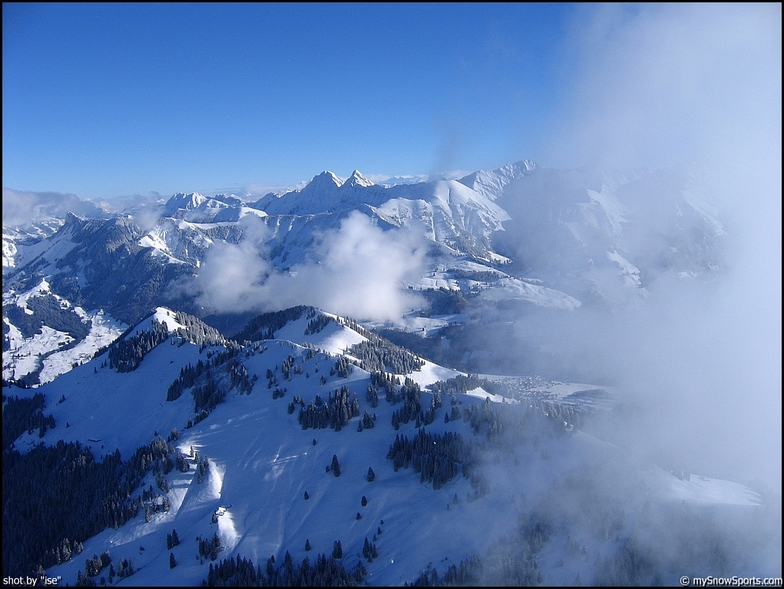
[1,188,107,227]
[193,211,427,323]
[470,4,782,568]
[521,4,781,491]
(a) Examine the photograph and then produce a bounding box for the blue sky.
[2,3,780,200]
[2,3,573,198]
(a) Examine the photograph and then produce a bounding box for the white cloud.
[546,3,781,173]
[194,211,427,322]
[533,3,782,489]
[2,187,106,226]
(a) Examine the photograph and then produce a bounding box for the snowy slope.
[457,159,537,201]
[6,307,773,587]
[2,279,127,384]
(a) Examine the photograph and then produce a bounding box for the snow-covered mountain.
[2,278,126,386]
[4,306,777,586]
[3,160,727,387]
[4,160,767,586]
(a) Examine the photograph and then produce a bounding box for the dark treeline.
[408,524,543,586]
[369,371,400,399]
[196,532,222,562]
[367,373,442,431]
[167,345,253,417]
[450,269,503,283]
[346,338,424,374]
[73,552,136,586]
[297,386,360,431]
[330,355,354,379]
[166,358,208,401]
[231,306,311,342]
[357,410,375,432]
[2,435,193,576]
[369,371,423,405]
[332,315,374,340]
[229,305,424,377]
[387,428,471,490]
[330,314,425,374]
[95,309,226,369]
[407,555,484,586]
[419,287,475,316]
[433,375,585,432]
[107,319,169,372]
[458,396,574,448]
[430,374,501,397]
[304,313,334,335]
[2,393,56,449]
[390,383,424,429]
[204,551,366,586]
[5,293,90,341]
[171,311,226,346]
[281,353,303,381]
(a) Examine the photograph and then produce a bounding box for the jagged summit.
[4,158,728,385]
[164,192,209,216]
[306,170,344,190]
[344,170,374,188]
[301,170,373,191]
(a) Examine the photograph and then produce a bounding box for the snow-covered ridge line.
[5,297,767,587]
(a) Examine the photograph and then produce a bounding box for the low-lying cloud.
[2,188,107,227]
[194,211,427,323]
[530,3,782,491]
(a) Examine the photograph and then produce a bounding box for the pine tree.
[367,466,375,482]
[169,552,176,569]
[331,454,341,477]
[305,539,311,552]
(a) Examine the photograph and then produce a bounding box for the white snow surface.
[121,307,185,340]
[3,323,72,381]
[2,233,18,269]
[606,249,643,288]
[457,159,536,201]
[13,310,762,587]
[37,309,127,384]
[479,277,582,310]
[2,280,127,383]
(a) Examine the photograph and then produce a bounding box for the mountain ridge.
[3,159,727,388]
[4,300,776,586]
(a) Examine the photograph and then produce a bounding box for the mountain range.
[3,160,778,586]
[3,160,726,385]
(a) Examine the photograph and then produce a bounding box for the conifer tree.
[331,454,341,477]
